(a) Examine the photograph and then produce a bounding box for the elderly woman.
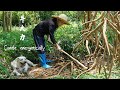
[33,14,69,68]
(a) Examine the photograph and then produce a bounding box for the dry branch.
[70,61,74,74]
[86,40,91,54]
[107,20,120,35]
[57,62,71,75]
[72,11,120,79]
[107,19,117,28]
[89,37,104,50]
[82,11,104,25]
[92,11,97,20]
[73,21,104,52]
[76,58,97,79]
[102,18,110,55]
[114,11,120,18]
[60,49,88,70]
[44,62,71,79]
[86,21,104,38]
[108,11,115,23]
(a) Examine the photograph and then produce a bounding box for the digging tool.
[52,43,87,70]
[48,38,88,70]
[58,48,87,70]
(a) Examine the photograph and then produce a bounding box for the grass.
[71,65,120,79]
[0,62,11,79]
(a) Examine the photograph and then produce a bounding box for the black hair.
[52,17,58,28]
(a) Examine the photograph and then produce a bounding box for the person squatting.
[33,14,70,68]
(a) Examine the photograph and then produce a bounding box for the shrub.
[0,26,38,62]
[55,22,82,54]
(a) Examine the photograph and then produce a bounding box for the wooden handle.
[59,49,88,70]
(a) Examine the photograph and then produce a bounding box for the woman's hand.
[54,43,62,51]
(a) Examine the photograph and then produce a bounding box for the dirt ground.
[10,53,89,79]
[12,55,73,79]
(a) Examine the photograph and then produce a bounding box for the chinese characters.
[20,15,26,41]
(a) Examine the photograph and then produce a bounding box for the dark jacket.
[33,18,58,44]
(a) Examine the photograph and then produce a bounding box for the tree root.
[44,62,71,79]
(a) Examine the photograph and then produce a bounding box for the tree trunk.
[6,11,9,31]
[3,11,7,31]
[3,11,12,32]
[10,11,12,31]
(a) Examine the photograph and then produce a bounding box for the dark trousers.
[33,30,45,54]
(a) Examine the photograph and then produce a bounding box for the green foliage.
[39,11,54,21]
[50,75,68,79]
[55,22,82,53]
[106,27,116,45]
[12,11,32,26]
[0,11,39,27]
[71,69,105,79]
[0,12,3,26]
[65,11,84,22]
[0,11,84,27]
[0,26,38,61]
[12,12,20,26]
[53,11,84,22]
[0,62,10,79]
[79,73,105,79]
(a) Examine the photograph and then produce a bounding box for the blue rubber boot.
[38,53,52,68]
[46,59,54,63]
[44,53,54,63]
